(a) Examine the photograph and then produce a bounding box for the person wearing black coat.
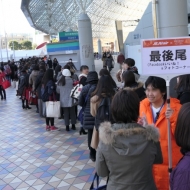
[47,59,53,69]
[18,68,31,109]
[78,71,99,162]
[54,64,62,82]
[53,58,58,70]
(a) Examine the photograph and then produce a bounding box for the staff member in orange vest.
[139,76,182,190]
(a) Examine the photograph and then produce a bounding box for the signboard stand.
[141,37,190,190]
[166,82,173,188]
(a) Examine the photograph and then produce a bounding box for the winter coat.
[47,59,53,68]
[35,70,45,99]
[55,65,62,81]
[170,152,190,190]
[18,73,29,95]
[140,98,182,190]
[78,83,97,130]
[29,70,39,91]
[0,72,5,85]
[53,60,58,70]
[56,76,74,107]
[45,80,56,100]
[123,82,146,101]
[105,57,114,68]
[117,54,125,64]
[96,122,162,190]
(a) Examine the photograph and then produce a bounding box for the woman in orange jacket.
[139,76,182,190]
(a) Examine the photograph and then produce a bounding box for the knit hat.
[62,69,71,77]
[86,71,98,83]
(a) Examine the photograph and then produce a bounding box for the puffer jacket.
[96,122,163,190]
[29,70,39,91]
[78,83,97,130]
[140,98,182,190]
[124,82,146,101]
[170,152,190,190]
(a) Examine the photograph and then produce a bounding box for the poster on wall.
[141,37,190,78]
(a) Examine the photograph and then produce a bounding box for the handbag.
[46,101,60,118]
[90,173,107,190]
[70,84,83,100]
[1,78,11,89]
[91,127,99,150]
[29,91,38,105]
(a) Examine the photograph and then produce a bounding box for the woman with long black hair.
[41,69,59,131]
[99,68,117,89]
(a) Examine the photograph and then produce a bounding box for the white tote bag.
[12,81,16,88]
[46,101,60,118]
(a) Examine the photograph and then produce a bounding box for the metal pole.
[12,33,15,60]
[166,80,172,190]
[5,33,8,61]
[152,0,158,38]
[0,36,3,62]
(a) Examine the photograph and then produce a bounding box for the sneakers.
[50,126,59,131]
[46,126,50,131]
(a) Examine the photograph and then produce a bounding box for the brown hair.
[111,90,140,123]
[175,102,190,154]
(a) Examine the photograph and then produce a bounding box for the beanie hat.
[62,69,71,77]
[86,71,98,83]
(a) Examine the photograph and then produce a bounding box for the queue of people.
[1,55,190,190]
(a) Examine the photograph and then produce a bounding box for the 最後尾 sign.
[141,37,190,76]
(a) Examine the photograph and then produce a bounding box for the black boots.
[89,148,96,162]
[66,125,70,131]
[79,127,87,135]
[72,124,76,130]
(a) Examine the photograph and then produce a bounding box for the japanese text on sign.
[141,38,190,76]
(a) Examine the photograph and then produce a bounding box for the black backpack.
[95,97,111,130]
[41,84,49,102]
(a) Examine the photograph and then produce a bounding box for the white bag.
[46,101,60,118]
[70,84,83,100]
[16,81,19,90]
